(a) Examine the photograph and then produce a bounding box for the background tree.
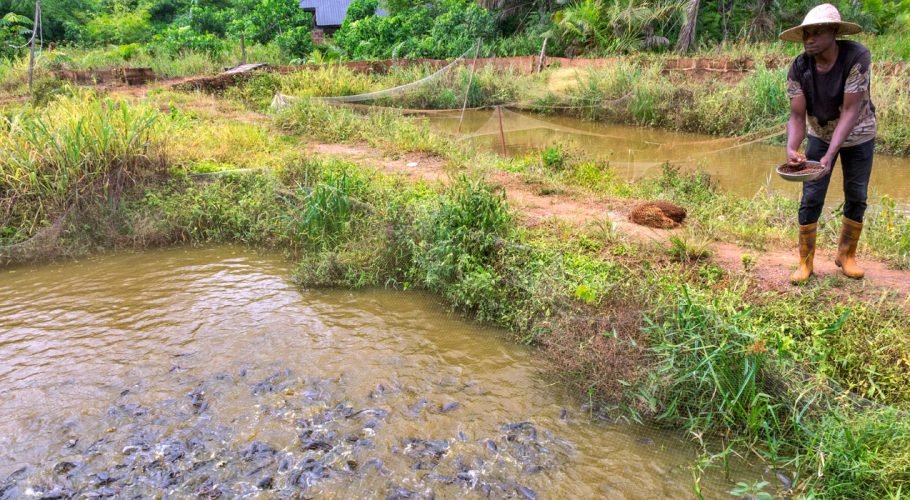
[675,0,699,53]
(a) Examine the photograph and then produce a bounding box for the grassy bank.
[2,92,909,497]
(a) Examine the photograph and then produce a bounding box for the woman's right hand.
[786,150,806,166]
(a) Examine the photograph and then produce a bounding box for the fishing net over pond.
[265,55,910,203]
[270,52,786,165]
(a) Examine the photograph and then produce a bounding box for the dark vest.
[791,40,875,127]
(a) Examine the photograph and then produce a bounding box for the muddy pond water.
[0,246,767,498]
[429,109,910,204]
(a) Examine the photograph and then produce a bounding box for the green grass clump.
[274,97,456,157]
[641,288,797,445]
[809,406,910,498]
[0,92,172,245]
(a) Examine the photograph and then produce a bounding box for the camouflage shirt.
[786,40,877,147]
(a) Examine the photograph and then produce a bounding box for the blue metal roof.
[299,0,386,28]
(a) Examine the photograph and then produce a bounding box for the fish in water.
[256,475,273,490]
[300,439,333,452]
[53,462,77,475]
[456,470,479,488]
[241,441,276,461]
[350,408,388,419]
[407,397,428,417]
[516,485,537,499]
[776,470,793,490]
[440,401,460,412]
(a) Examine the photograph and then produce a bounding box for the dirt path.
[97,76,198,100]
[309,142,910,303]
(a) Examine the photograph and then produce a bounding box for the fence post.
[240,34,247,65]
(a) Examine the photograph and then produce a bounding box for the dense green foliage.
[334,0,495,58]
[0,12,32,60]
[0,0,907,64]
[0,0,316,59]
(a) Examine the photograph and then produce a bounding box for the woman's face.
[803,25,837,56]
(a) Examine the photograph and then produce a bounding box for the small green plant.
[730,480,773,499]
[741,253,755,271]
[668,235,711,262]
[541,145,567,170]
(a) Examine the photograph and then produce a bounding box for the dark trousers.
[799,136,875,225]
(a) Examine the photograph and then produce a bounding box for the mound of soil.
[628,201,687,229]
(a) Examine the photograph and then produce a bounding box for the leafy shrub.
[411,176,511,306]
[274,26,315,59]
[151,25,227,56]
[346,0,379,22]
[541,145,567,170]
[0,12,32,60]
[84,8,153,45]
[334,0,495,59]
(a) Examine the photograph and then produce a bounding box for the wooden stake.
[240,34,247,65]
[537,37,548,73]
[497,105,507,155]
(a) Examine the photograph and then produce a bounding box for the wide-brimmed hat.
[779,3,863,42]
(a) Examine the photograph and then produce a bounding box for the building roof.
[299,0,386,28]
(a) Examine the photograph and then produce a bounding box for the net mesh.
[271,46,475,111]
[269,57,786,165]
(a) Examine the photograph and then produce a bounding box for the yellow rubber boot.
[835,217,865,279]
[790,223,817,284]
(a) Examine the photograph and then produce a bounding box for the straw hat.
[779,3,863,42]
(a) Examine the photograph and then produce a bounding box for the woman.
[781,3,877,284]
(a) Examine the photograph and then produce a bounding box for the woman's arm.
[787,94,807,163]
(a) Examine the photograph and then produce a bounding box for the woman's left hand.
[819,154,835,175]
